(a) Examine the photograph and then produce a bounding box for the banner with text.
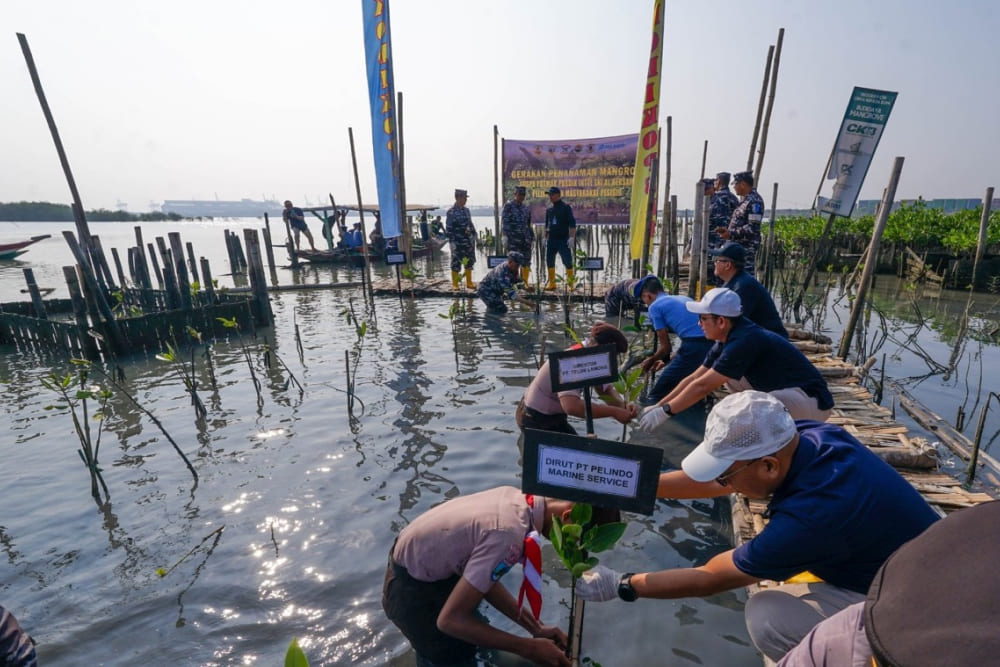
[361,0,402,238]
[502,134,638,225]
[815,87,897,218]
[628,0,665,259]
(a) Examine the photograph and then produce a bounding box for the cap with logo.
[716,171,731,185]
[681,391,797,482]
[507,251,525,266]
[544,186,561,195]
[710,241,746,265]
[514,186,527,195]
[454,188,468,198]
[685,287,743,318]
[733,171,754,186]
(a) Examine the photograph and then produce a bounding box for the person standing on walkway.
[637,277,714,406]
[576,390,939,663]
[637,288,833,431]
[502,186,534,288]
[283,200,317,251]
[718,171,764,276]
[447,188,477,290]
[712,241,788,337]
[477,252,524,314]
[708,172,740,252]
[542,187,576,291]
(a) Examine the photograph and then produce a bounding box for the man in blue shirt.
[637,277,714,405]
[575,391,939,663]
[711,242,787,337]
[638,287,832,432]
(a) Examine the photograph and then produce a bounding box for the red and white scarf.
[518,495,543,617]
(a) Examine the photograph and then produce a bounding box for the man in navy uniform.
[708,172,740,252]
[542,187,576,291]
[718,171,765,276]
[502,186,534,288]
[447,189,477,290]
[711,241,787,337]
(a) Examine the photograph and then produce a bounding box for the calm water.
[0,220,997,666]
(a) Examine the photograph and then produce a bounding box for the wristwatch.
[662,403,673,416]
[617,572,638,602]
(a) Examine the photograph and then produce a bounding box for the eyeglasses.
[713,258,732,264]
[697,314,716,322]
[715,459,759,487]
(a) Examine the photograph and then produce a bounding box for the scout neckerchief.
[518,494,543,618]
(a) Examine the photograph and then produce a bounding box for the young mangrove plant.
[155,327,208,420]
[217,316,263,406]
[339,297,370,416]
[40,360,112,502]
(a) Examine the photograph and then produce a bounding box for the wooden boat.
[293,247,372,266]
[0,234,51,260]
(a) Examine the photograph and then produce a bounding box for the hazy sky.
[3,1,998,213]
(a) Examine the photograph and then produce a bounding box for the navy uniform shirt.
[709,189,740,248]
[723,270,788,337]
[704,318,833,410]
[728,189,765,251]
[501,199,533,249]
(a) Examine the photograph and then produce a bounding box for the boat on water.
[0,234,51,261]
[293,235,448,265]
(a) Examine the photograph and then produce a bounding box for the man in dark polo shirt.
[383,486,620,666]
[542,186,576,291]
[576,391,939,663]
[711,241,787,337]
[638,287,833,432]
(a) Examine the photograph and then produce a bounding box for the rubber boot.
[520,266,534,291]
[566,267,575,287]
[464,269,476,289]
[451,270,461,290]
[544,267,557,291]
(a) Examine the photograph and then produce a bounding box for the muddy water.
[1,220,996,666]
[0,221,754,665]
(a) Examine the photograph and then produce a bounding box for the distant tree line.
[0,201,183,222]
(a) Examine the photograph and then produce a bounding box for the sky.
[2,0,998,213]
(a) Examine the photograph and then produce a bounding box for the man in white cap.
[637,287,832,432]
[575,391,939,663]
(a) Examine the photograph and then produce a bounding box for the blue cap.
[633,275,659,299]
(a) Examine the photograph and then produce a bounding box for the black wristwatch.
[617,572,638,602]
[661,403,673,416]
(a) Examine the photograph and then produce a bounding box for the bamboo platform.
[370,278,635,302]
[729,341,996,653]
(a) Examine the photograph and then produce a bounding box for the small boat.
[294,247,372,266]
[0,234,51,260]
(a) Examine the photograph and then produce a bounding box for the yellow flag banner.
[628,0,665,260]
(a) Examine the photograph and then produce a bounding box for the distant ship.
[159,198,284,218]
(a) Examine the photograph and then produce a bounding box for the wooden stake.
[754,28,784,184]
[970,187,994,290]
[397,91,410,261]
[747,45,774,172]
[494,125,502,254]
[348,127,375,300]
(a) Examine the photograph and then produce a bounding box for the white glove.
[638,404,672,432]
[575,565,621,602]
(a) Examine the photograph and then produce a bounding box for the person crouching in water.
[516,322,637,434]
[477,252,524,315]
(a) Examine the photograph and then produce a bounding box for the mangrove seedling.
[155,330,208,420]
[217,316,263,406]
[40,360,112,502]
[400,264,420,297]
[606,364,644,442]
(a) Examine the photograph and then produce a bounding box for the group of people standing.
[706,170,766,277]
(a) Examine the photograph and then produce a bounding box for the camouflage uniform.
[728,189,765,276]
[501,199,533,266]
[446,204,477,272]
[708,188,740,250]
[604,279,643,321]
[477,262,521,314]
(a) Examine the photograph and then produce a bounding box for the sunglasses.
[715,459,759,487]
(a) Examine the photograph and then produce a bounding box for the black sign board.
[579,257,604,271]
[384,251,407,265]
[487,255,507,268]
[522,429,663,515]
[548,344,618,392]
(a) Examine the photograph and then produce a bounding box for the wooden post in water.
[63,266,98,358]
[62,231,125,352]
[688,181,705,298]
[23,268,48,320]
[398,92,411,261]
[747,45,774,172]
[110,248,128,291]
[262,212,277,271]
[134,226,152,290]
[970,187,994,290]
[793,213,836,315]
[185,242,200,285]
[156,237,182,310]
[147,242,164,290]
[348,127,374,300]
[838,157,903,360]
[169,232,193,311]
[17,33,96,269]
[89,236,116,290]
[670,195,680,292]
[200,258,216,304]
[243,229,272,327]
[494,125,502,254]
[657,117,673,278]
[754,28,784,184]
[763,182,779,292]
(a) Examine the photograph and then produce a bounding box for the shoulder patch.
[490,560,513,582]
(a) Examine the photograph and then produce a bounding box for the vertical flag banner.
[361,0,402,238]
[628,0,665,260]
[816,87,897,218]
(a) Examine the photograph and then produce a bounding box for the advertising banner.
[628,0,666,258]
[361,0,402,238]
[502,134,638,225]
[816,87,897,218]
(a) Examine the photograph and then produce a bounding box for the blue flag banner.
[361,0,402,238]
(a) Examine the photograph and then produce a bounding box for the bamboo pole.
[348,127,374,299]
[699,140,708,180]
[747,45,774,172]
[753,28,784,184]
[688,181,704,298]
[640,152,659,274]
[657,116,673,277]
[763,182,778,291]
[969,187,994,290]
[17,33,96,268]
[494,125,502,254]
[670,195,679,292]
[397,91,410,261]
[262,212,278,271]
[793,212,836,315]
[62,231,125,352]
[838,157,903,360]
